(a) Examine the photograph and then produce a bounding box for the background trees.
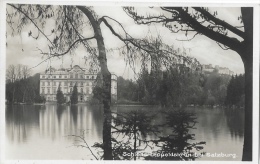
[6,64,31,83]
[5,66,45,104]
[225,74,245,107]
[116,68,234,107]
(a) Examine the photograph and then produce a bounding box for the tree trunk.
[240,45,253,161]
[240,7,253,161]
[102,72,112,160]
[76,6,113,160]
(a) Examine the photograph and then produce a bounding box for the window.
[70,82,73,86]
[81,88,83,93]
[53,88,56,94]
[70,74,73,78]
[92,76,94,79]
[81,82,83,86]
[53,82,56,86]
[47,88,50,94]
[53,76,56,78]
[48,75,50,78]
[48,82,50,86]
[75,74,78,79]
[70,88,72,93]
[59,82,61,86]
[86,87,89,94]
[65,82,68,86]
[42,82,45,86]
[80,74,83,78]
[59,75,62,78]
[64,76,67,78]
[42,75,45,78]
[86,76,89,79]
[41,88,45,94]
[86,82,89,86]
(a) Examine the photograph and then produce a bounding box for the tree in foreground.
[112,110,159,160]
[145,109,205,161]
[56,84,66,105]
[70,83,78,105]
[124,7,253,161]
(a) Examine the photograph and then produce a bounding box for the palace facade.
[39,65,117,102]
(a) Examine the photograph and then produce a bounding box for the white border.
[0,1,259,164]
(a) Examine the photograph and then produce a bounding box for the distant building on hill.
[202,64,215,73]
[202,64,234,76]
[39,65,117,102]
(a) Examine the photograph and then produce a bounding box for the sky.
[5,4,245,80]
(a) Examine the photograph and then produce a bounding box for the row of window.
[41,81,93,86]
[41,87,91,94]
[41,74,96,79]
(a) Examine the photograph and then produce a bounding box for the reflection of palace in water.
[6,105,103,143]
[39,105,103,140]
[39,65,117,102]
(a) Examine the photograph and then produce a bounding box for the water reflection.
[38,105,103,140]
[5,105,244,160]
[224,108,244,138]
[6,105,40,143]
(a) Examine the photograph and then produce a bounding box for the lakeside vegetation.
[117,68,245,108]
[6,64,245,108]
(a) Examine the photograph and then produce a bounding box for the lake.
[5,104,244,161]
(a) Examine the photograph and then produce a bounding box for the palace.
[39,65,117,102]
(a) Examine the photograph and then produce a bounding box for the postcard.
[1,0,259,164]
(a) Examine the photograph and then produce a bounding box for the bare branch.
[164,7,242,52]
[67,131,99,160]
[51,36,96,57]
[192,7,245,38]
[176,32,199,41]
[7,4,55,47]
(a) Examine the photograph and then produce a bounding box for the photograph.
[1,1,259,163]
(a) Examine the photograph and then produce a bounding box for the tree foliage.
[5,69,45,104]
[112,110,159,160]
[145,109,205,161]
[117,68,231,107]
[225,74,245,107]
[56,84,66,105]
[70,83,78,104]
